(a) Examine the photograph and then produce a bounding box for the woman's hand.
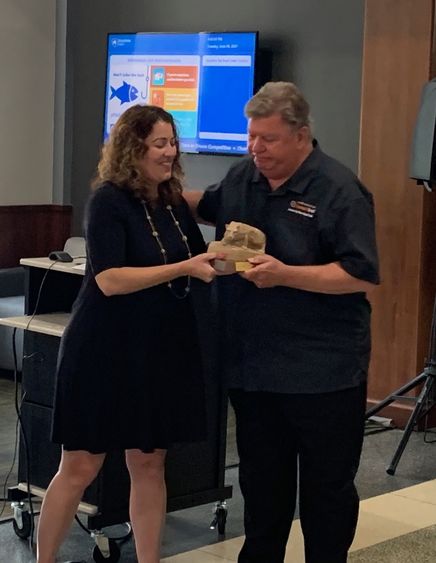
[184,252,217,283]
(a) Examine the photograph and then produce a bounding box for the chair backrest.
[63,237,86,258]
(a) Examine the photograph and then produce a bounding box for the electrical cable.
[4,257,132,550]
[19,261,61,548]
[0,415,19,520]
[0,260,59,543]
[364,424,395,437]
[24,260,58,332]
[13,327,35,550]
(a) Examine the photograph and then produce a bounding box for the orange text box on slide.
[152,88,198,111]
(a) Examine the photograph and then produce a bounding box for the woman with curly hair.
[36,105,217,563]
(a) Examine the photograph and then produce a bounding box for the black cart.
[5,257,232,562]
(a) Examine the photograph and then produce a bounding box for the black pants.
[229,383,367,563]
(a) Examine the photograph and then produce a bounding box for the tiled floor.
[161,480,436,562]
[1,373,436,562]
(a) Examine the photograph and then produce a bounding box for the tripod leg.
[366,372,427,419]
[386,375,434,475]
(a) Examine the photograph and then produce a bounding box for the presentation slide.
[104,32,257,155]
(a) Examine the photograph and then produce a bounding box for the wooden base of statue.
[213,259,253,274]
[208,221,266,275]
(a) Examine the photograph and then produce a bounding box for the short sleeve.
[85,186,127,276]
[197,181,222,224]
[331,195,380,284]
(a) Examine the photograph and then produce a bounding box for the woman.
[36,105,217,563]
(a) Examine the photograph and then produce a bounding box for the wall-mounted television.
[104,31,259,155]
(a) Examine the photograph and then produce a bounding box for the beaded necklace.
[141,200,192,299]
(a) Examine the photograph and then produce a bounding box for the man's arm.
[183,190,209,223]
[184,173,225,226]
[241,255,376,294]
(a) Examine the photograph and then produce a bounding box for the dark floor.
[1,376,436,562]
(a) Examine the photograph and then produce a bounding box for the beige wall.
[0,0,56,204]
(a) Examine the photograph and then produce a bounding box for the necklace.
[141,200,192,299]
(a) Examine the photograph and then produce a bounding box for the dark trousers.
[229,383,367,563]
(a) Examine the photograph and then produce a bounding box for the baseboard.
[366,398,436,429]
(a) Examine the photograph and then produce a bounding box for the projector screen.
[104,31,258,155]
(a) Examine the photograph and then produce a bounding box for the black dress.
[51,183,208,453]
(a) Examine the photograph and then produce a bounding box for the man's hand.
[240,254,287,288]
[241,257,377,294]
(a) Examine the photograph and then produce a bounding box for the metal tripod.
[365,299,436,476]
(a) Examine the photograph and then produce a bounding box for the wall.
[63,0,365,232]
[360,0,436,425]
[0,0,56,205]
[0,205,72,268]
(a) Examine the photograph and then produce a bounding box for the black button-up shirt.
[198,143,380,394]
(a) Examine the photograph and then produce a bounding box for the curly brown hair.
[92,104,184,205]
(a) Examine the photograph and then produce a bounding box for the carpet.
[349,524,436,562]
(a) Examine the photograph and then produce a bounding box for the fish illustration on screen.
[110,81,139,105]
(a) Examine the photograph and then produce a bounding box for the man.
[185,81,379,563]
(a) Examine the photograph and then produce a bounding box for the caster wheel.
[216,507,227,535]
[92,538,120,563]
[13,510,32,539]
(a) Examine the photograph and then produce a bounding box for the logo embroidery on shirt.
[288,200,317,218]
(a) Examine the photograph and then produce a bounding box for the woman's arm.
[95,252,216,296]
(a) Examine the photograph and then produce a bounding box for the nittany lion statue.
[208,222,266,269]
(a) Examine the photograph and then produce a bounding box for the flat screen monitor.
[104,31,258,155]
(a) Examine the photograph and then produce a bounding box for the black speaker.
[410,78,436,186]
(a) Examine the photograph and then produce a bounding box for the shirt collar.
[252,140,321,195]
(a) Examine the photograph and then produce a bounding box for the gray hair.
[245,81,312,132]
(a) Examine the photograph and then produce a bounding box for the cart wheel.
[12,510,32,539]
[216,506,227,535]
[92,539,120,563]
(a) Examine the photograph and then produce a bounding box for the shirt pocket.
[266,209,320,265]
